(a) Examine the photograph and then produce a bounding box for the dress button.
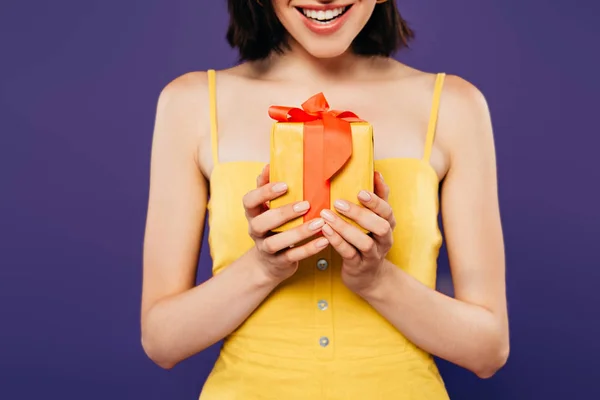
[316,258,328,271]
[317,300,328,310]
[319,336,330,347]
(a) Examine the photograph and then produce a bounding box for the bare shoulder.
[438,74,492,138]
[156,71,209,116]
[152,71,212,168]
[441,74,489,113]
[433,80,497,154]
[388,65,495,175]
[436,74,497,175]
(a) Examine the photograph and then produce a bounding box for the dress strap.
[207,69,219,165]
[423,73,446,163]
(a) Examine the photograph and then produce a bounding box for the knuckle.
[249,218,257,232]
[342,246,354,259]
[372,227,384,237]
[261,238,276,254]
[375,221,391,236]
[301,246,314,260]
[263,184,277,198]
[242,192,255,210]
[385,205,394,218]
[343,247,357,260]
[378,211,390,225]
[282,250,295,264]
[330,234,344,247]
[389,217,397,231]
[259,185,268,197]
[362,239,375,253]
[242,195,250,209]
[249,219,263,236]
[372,197,382,209]
[299,225,313,240]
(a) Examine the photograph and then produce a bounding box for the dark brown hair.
[226,0,415,61]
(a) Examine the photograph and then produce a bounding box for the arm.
[140,72,327,370]
[140,73,276,369]
[321,75,508,378]
[360,76,509,378]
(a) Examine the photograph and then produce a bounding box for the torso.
[191,59,453,399]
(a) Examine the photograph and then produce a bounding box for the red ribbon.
[269,93,363,222]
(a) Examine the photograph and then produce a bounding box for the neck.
[251,39,383,83]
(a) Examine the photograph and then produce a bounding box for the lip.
[296,4,354,35]
[295,3,353,11]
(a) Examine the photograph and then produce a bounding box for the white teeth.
[301,6,346,22]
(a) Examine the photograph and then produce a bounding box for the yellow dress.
[200,69,450,400]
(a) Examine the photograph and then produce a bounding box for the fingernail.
[320,209,335,222]
[293,201,310,213]
[334,200,349,211]
[378,172,384,182]
[322,224,334,235]
[358,190,371,202]
[272,182,288,192]
[316,237,329,248]
[309,218,324,230]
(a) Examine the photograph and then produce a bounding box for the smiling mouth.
[296,5,352,24]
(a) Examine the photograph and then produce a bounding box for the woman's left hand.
[320,171,396,296]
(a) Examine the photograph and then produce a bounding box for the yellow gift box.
[268,93,374,233]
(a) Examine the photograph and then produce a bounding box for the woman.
[141,0,509,398]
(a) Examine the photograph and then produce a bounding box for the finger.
[374,171,390,202]
[259,217,325,254]
[256,164,270,188]
[356,190,396,231]
[321,223,360,263]
[250,201,311,236]
[243,181,288,218]
[320,209,378,257]
[255,165,271,211]
[275,235,330,263]
[333,198,394,239]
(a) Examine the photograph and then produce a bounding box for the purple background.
[1,1,599,399]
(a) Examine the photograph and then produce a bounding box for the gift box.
[269,93,374,233]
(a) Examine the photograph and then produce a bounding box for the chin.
[299,39,353,59]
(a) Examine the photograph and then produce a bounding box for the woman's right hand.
[243,165,329,283]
